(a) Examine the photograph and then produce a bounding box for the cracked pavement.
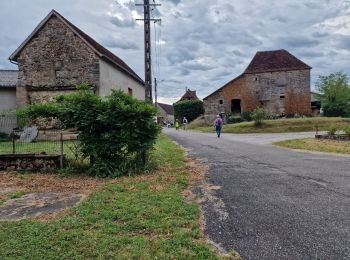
[164,128,350,260]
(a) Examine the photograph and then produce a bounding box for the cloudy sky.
[0,0,349,103]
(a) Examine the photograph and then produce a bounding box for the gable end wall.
[16,15,100,106]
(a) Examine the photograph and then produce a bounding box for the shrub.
[328,125,337,135]
[23,84,160,177]
[226,115,243,124]
[251,108,268,126]
[173,100,204,122]
[344,126,350,136]
[0,132,9,142]
[241,112,252,122]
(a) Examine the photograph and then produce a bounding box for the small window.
[280,95,285,99]
[128,88,133,96]
[219,100,223,104]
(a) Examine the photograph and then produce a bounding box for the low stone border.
[0,154,61,171]
[315,134,350,141]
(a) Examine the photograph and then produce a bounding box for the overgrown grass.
[8,191,27,199]
[275,138,350,155]
[190,117,350,134]
[0,135,221,259]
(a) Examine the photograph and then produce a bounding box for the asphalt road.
[163,128,350,260]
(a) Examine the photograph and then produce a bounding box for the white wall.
[0,88,16,111]
[99,59,145,100]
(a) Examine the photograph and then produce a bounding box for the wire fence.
[0,111,80,168]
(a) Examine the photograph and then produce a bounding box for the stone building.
[179,89,199,102]
[9,10,145,107]
[203,50,312,122]
[0,70,17,111]
[156,103,174,124]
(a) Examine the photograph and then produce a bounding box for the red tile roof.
[244,49,311,74]
[9,10,144,85]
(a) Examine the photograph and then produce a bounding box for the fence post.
[12,132,15,154]
[60,132,64,169]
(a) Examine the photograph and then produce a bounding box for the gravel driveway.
[164,128,350,260]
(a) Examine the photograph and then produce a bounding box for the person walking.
[175,119,180,130]
[214,115,223,138]
[182,117,188,130]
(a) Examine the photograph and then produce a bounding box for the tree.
[173,100,204,122]
[316,72,350,117]
[22,84,160,177]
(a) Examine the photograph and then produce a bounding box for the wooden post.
[60,132,64,169]
[12,133,15,154]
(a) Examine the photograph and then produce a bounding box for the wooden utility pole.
[136,1,161,103]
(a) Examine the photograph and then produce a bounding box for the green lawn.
[0,135,226,259]
[189,117,350,134]
[275,138,350,155]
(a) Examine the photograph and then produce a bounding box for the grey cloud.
[110,16,136,28]
[312,31,329,38]
[104,38,140,50]
[279,37,320,48]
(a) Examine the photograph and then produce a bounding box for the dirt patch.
[0,172,113,220]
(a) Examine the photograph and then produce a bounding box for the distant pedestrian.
[182,117,188,130]
[214,115,223,138]
[175,119,180,130]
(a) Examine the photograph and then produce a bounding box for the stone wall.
[0,154,61,171]
[204,69,311,122]
[246,70,311,116]
[16,15,100,106]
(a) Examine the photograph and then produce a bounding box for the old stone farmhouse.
[203,50,312,122]
[179,89,199,102]
[157,102,174,123]
[9,9,145,107]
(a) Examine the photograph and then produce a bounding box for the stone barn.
[203,50,312,122]
[9,10,145,107]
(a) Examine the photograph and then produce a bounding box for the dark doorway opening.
[231,99,241,114]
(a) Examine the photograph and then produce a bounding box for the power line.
[135,0,161,102]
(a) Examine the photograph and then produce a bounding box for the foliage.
[226,114,243,124]
[0,135,221,259]
[241,111,252,122]
[251,107,269,126]
[328,125,337,135]
[344,126,350,136]
[22,84,160,177]
[173,100,204,122]
[0,132,9,142]
[316,72,350,117]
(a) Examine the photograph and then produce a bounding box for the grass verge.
[274,138,350,155]
[0,134,222,259]
[189,117,350,134]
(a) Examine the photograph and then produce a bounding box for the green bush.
[251,108,268,126]
[0,132,9,142]
[343,126,350,135]
[226,115,243,124]
[173,100,204,122]
[241,111,252,122]
[23,84,160,177]
[328,125,337,135]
